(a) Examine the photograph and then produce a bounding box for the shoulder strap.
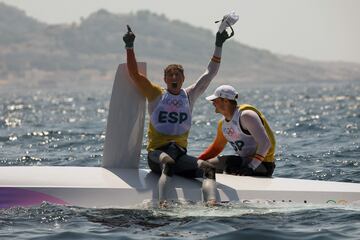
[238,104,265,135]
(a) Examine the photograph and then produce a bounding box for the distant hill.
[1,2,360,88]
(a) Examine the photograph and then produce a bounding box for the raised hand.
[215,29,232,47]
[123,25,135,48]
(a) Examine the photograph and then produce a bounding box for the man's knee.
[261,162,276,177]
[197,160,216,180]
[158,142,186,161]
[204,167,216,180]
[147,155,162,174]
[163,163,175,177]
[148,153,176,176]
[222,155,246,175]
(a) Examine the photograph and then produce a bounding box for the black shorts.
[147,142,203,178]
[219,155,275,177]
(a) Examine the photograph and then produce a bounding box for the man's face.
[212,98,226,114]
[164,69,184,95]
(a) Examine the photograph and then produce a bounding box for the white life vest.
[221,109,257,157]
[150,89,192,135]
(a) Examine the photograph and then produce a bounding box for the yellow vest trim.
[239,104,276,162]
[147,123,189,151]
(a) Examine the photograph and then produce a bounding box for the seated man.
[198,85,276,177]
[123,26,231,206]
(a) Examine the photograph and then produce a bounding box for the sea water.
[0,81,359,239]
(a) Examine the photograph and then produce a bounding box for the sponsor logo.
[326,199,348,204]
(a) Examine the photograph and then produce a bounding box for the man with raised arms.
[198,85,276,177]
[123,25,231,206]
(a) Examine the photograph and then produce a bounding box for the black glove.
[123,25,135,48]
[215,29,231,47]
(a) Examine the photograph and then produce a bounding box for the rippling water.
[1,81,359,239]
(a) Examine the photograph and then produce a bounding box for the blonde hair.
[164,64,184,77]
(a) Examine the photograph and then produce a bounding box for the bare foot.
[159,200,169,209]
[206,199,217,207]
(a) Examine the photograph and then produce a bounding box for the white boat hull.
[2,64,359,208]
[1,166,359,208]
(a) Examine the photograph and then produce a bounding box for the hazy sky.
[2,0,360,63]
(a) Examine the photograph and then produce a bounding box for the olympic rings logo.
[164,99,184,107]
[224,127,235,136]
[326,199,348,205]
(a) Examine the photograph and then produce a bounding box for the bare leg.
[197,159,217,205]
[148,150,175,207]
[206,156,226,171]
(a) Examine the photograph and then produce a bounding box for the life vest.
[221,104,275,162]
[148,89,192,150]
